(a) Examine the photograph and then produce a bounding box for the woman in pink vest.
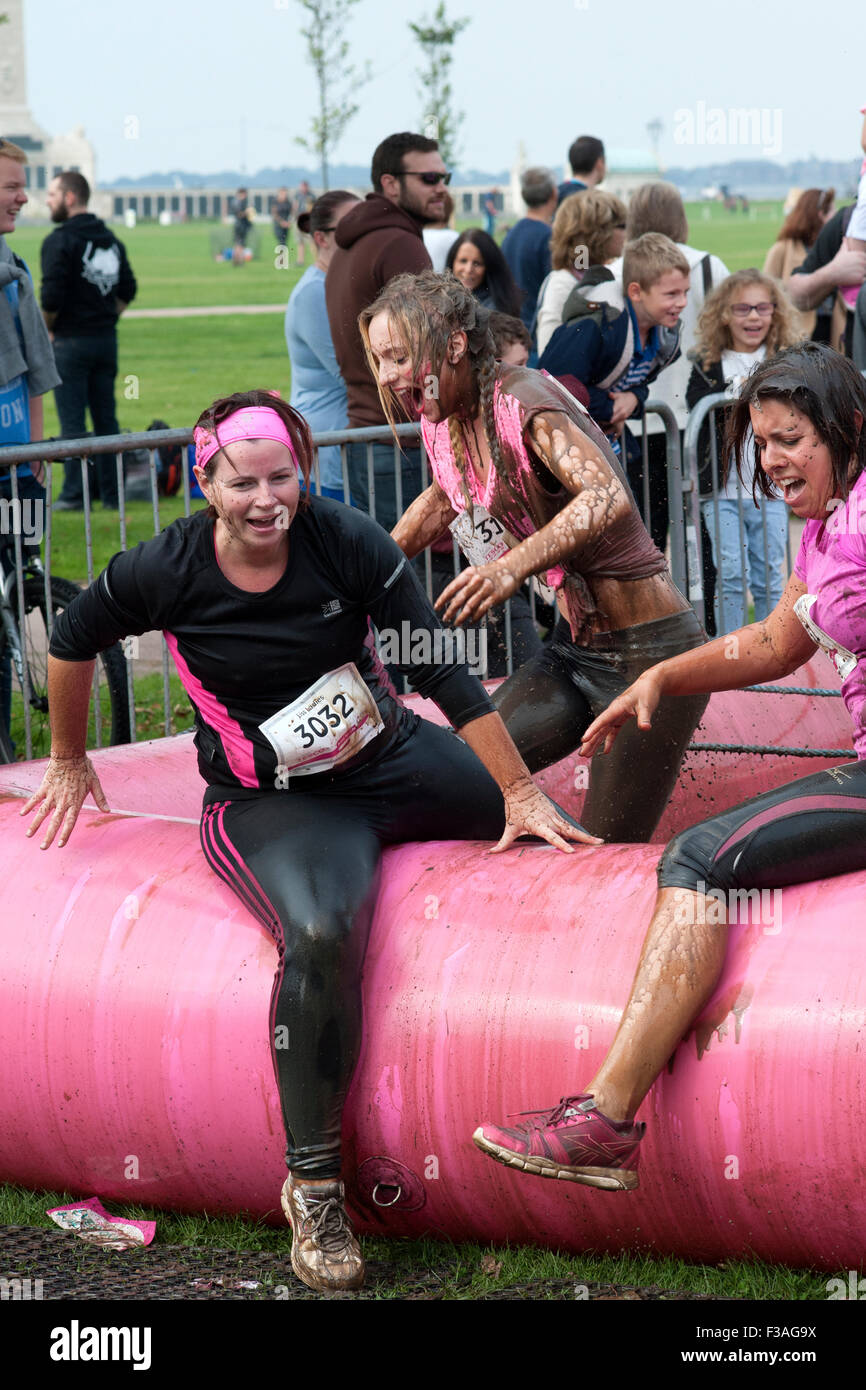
[363,270,709,843]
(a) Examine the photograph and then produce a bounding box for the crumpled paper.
[46,1197,156,1250]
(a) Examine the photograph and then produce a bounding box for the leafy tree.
[294,0,370,190]
[409,2,470,170]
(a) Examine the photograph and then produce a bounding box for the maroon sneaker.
[473,1094,645,1190]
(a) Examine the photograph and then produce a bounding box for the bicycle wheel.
[5,575,132,761]
[0,623,17,764]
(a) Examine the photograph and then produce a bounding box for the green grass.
[0,1180,844,1300]
[11,201,789,438]
[683,198,787,271]
[43,492,194,582]
[13,221,305,310]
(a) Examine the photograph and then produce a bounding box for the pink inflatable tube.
[0,669,862,1270]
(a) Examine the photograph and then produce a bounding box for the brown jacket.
[325,194,432,427]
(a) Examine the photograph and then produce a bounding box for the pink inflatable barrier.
[0,669,860,1270]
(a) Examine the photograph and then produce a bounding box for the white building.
[0,0,96,217]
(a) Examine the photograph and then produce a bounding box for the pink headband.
[193,406,298,471]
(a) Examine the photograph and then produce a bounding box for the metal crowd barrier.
[0,404,841,760]
[682,391,794,636]
[0,423,518,754]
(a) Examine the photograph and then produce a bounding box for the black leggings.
[493,609,709,842]
[199,718,512,1179]
[658,758,866,892]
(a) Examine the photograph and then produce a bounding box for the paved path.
[125,304,285,319]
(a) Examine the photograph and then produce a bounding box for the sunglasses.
[398,170,452,186]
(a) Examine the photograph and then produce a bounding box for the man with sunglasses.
[326,132,448,532]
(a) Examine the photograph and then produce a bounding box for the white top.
[607,243,730,434]
[536,269,582,355]
[718,345,767,500]
[423,227,460,273]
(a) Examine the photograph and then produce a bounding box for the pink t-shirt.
[793,467,866,757]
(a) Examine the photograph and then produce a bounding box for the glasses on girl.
[730,302,774,318]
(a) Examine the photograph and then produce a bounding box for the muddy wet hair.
[193,389,314,516]
[358,270,512,514]
[726,342,866,502]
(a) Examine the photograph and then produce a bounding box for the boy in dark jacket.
[538,233,689,462]
[542,233,692,450]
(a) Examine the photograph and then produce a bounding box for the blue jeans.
[702,495,788,635]
[345,440,425,535]
[52,333,121,507]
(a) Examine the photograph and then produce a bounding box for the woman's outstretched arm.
[579,574,816,757]
[21,655,110,849]
[436,410,630,624]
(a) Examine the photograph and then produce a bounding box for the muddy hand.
[435,560,520,626]
[491,777,603,854]
[579,675,662,758]
[21,754,111,849]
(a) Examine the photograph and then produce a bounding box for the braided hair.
[358,270,515,514]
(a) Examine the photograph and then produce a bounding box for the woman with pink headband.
[22,387,594,1295]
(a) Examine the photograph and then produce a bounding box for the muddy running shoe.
[281,1175,365,1292]
[473,1094,645,1190]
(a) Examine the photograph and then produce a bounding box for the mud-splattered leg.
[583,887,728,1124]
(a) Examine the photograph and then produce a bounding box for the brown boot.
[281,1175,365,1293]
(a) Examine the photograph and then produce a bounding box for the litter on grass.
[46,1197,156,1250]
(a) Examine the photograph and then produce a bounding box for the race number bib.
[258,663,384,777]
[449,504,558,605]
[794,593,858,681]
[449,503,514,565]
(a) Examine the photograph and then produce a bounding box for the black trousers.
[493,609,709,843]
[199,717,514,1178]
[658,759,866,892]
[53,332,121,508]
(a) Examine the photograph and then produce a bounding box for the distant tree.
[409,2,470,170]
[294,0,370,190]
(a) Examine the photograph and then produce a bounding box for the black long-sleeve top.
[49,500,493,795]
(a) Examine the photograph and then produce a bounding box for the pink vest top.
[421,364,667,640]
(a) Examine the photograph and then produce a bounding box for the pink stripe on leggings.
[201,803,282,943]
[716,794,866,862]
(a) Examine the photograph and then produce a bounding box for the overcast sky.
[18,0,865,181]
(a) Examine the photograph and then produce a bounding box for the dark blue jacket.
[538,279,680,426]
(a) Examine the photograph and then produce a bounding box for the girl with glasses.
[687,269,803,633]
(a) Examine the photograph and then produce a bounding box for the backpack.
[146,419,182,496]
[558,267,634,389]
